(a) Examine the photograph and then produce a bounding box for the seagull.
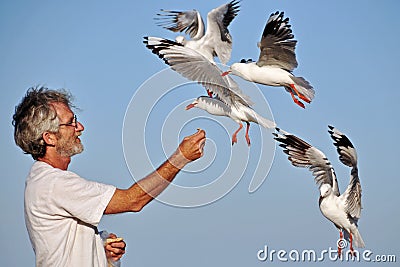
[222,11,315,109]
[144,36,274,146]
[186,95,275,146]
[155,0,240,65]
[273,126,364,257]
[144,36,253,110]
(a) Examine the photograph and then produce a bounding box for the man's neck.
[38,154,71,170]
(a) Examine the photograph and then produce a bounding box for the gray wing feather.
[155,9,205,40]
[200,96,232,114]
[205,0,240,64]
[207,0,240,43]
[329,126,362,219]
[257,11,298,71]
[274,128,340,196]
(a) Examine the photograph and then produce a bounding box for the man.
[13,86,206,266]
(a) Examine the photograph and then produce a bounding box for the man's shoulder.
[27,161,78,185]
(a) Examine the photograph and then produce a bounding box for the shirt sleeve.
[50,171,116,226]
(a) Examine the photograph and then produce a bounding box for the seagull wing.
[155,9,205,40]
[257,11,298,71]
[144,36,252,107]
[329,126,362,219]
[204,0,240,64]
[274,128,340,196]
[223,74,254,107]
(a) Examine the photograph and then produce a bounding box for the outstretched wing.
[155,9,205,40]
[144,36,253,108]
[205,0,240,64]
[257,11,298,71]
[329,125,362,219]
[273,128,340,196]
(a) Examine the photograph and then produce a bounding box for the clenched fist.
[179,129,206,162]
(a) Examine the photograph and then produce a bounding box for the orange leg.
[289,90,305,109]
[232,123,243,145]
[349,233,354,257]
[289,84,311,104]
[338,230,343,258]
[245,122,251,146]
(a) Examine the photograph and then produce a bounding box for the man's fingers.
[106,237,123,244]
[189,128,205,140]
[199,139,206,155]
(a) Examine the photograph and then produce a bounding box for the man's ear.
[42,131,57,146]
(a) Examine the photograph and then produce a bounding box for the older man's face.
[52,102,84,157]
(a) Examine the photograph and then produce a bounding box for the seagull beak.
[221,71,230,76]
[185,103,196,110]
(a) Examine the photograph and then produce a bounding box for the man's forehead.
[50,102,73,116]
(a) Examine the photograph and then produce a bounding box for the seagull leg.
[245,122,251,146]
[232,123,243,145]
[338,230,343,258]
[349,233,354,257]
[289,90,305,109]
[289,84,311,104]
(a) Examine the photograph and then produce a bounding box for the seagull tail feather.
[255,114,276,129]
[352,228,365,248]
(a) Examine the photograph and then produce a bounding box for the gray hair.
[12,86,75,160]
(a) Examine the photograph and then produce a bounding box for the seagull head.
[186,96,216,111]
[319,184,332,198]
[222,62,249,77]
[222,59,252,76]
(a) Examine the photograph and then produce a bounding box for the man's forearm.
[105,150,188,214]
[131,150,188,209]
[104,129,205,214]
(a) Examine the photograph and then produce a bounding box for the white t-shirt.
[24,161,116,267]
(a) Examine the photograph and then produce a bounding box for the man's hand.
[178,128,206,162]
[104,233,126,262]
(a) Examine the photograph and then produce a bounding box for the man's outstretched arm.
[104,129,206,214]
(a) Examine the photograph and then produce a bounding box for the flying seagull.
[186,95,275,146]
[273,126,364,256]
[144,36,253,109]
[222,11,314,109]
[144,37,274,146]
[155,0,240,65]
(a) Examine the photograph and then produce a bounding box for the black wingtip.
[328,125,335,135]
[230,0,241,6]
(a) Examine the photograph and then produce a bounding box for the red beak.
[185,103,196,110]
[221,71,230,76]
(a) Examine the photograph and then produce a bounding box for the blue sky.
[1,0,399,266]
